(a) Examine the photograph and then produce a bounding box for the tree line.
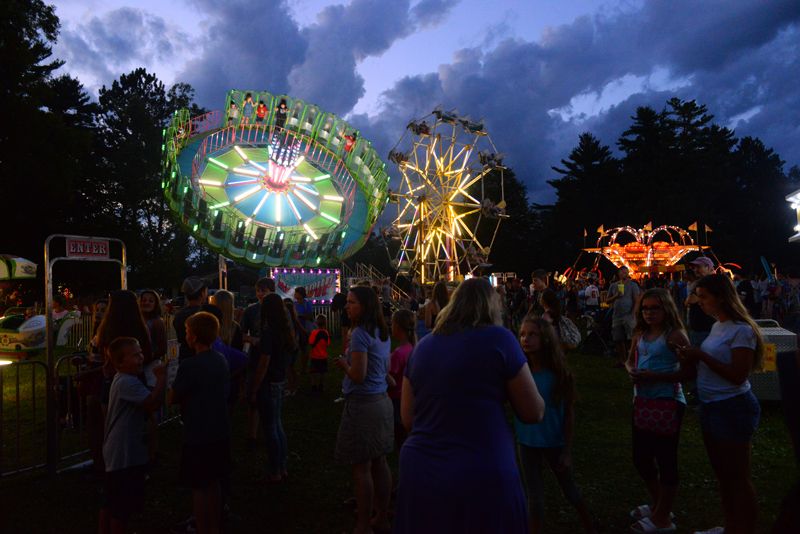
[4,1,798,294]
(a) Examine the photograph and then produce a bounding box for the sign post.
[44,234,126,475]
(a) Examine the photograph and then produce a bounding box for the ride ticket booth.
[44,234,127,474]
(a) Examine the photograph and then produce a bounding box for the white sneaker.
[693,527,724,534]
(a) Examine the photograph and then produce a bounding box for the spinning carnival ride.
[387,110,508,284]
[584,225,707,277]
[162,90,391,267]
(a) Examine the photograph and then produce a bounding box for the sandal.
[630,517,676,533]
[629,505,675,520]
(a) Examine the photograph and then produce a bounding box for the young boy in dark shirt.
[99,337,166,534]
[170,312,231,534]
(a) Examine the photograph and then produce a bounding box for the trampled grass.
[1,342,796,533]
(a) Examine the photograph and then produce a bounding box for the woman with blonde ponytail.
[677,274,763,534]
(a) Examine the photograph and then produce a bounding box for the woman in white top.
[677,274,763,534]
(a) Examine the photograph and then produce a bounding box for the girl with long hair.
[678,274,764,534]
[139,289,167,465]
[625,288,691,533]
[97,290,153,394]
[139,290,167,373]
[395,278,544,534]
[283,298,301,395]
[515,316,597,533]
[251,293,297,482]
[388,309,416,447]
[425,280,449,330]
[334,286,393,534]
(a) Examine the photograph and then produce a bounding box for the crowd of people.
[77,256,800,534]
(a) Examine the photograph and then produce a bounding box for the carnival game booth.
[271,267,343,334]
[271,267,341,304]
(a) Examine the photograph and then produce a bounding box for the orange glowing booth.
[584,225,708,278]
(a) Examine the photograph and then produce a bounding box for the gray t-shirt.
[608,279,640,322]
[103,373,150,472]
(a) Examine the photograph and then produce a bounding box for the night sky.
[50,0,800,201]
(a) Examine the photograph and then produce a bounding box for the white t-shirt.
[697,320,756,402]
[585,284,599,306]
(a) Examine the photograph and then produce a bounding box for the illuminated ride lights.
[583,225,708,277]
[787,189,800,243]
[162,89,391,267]
[388,109,508,284]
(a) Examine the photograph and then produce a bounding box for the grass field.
[1,340,797,533]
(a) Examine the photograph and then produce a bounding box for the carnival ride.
[386,109,508,284]
[582,225,708,278]
[161,91,391,267]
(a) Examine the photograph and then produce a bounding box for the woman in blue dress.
[395,277,545,534]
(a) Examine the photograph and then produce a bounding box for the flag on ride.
[597,225,605,235]
[583,228,588,237]
[705,224,713,233]
[644,221,652,231]
[688,222,698,232]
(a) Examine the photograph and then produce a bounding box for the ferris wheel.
[387,109,508,284]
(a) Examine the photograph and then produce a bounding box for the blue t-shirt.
[343,326,390,395]
[172,350,231,445]
[635,333,686,403]
[514,368,565,448]
[294,300,315,332]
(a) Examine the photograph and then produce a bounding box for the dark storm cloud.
[178,0,307,107]
[55,8,191,87]
[177,0,457,113]
[288,0,459,114]
[366,0,800,202]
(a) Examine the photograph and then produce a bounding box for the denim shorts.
[699,390,761,443]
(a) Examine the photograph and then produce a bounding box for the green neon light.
[208,157,229,170]
[320,212,340,224]
[211,201,230,209]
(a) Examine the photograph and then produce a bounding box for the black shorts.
[309,359,328,374]
[103,464,147,522]
[179,439,231,489]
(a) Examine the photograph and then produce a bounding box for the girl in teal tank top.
[515,316,599,533]
[625,288,692,533]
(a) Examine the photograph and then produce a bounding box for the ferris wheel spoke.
[458,165,492,191]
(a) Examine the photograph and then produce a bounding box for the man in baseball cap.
[174,276,209,361]
[685,256,716,346]
[689,256,715,271]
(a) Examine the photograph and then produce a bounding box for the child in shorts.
[308,315,330,393]
[170,312,231,534]
[99,337,166,534]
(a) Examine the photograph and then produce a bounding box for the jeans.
[258,381,287,476]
